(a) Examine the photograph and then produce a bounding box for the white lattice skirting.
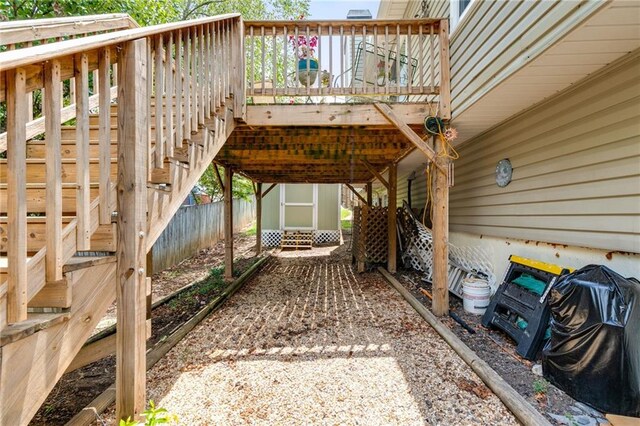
[261,230,341,247]
[313,230,341,245]
[262,230,284,247]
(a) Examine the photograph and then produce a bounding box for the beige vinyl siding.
[404,0,449,19]
[396,170,429,210]
[262,184,280,229]
[318,184,339,230]
[449,52,640,253]
[450,0,607,118]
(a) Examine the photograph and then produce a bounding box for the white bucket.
[462,278,491,315]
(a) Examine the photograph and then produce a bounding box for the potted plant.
[289,32,319,86]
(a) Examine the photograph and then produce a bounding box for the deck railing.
[244,19,450,109]
[0,13,243,329]
[0,14,139,145]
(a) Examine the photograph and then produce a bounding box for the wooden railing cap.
[0,13,240,72]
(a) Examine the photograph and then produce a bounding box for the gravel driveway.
[145,245,518,425]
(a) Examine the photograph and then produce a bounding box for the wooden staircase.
[0,13,244,424]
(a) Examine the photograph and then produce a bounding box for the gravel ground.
[100,242,518,425]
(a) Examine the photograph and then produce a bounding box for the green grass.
[243,221,257,236]
[341,219,352,230]
[341,206,352,220]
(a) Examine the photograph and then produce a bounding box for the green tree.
[199,164,254,202]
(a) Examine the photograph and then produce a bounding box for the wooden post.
[44,59,63,281]
[438,19,451,121]
[357,205,367,273]
[75,53,91,250]
[366,182,373,207]
[432,136,449,316]
[6,67,28,324]
[224,166,234,280]
[115,38,148,423]
[255,182,262,255]
[387,162,397,273]
[98,47,113,225]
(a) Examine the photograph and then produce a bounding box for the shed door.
[281,184,317,230]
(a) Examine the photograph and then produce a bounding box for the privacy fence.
[148,198,256,274]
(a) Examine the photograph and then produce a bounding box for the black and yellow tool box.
[481,255,573,360]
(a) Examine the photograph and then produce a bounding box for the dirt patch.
[29,230,260,426]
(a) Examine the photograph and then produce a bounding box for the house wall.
[261,183,340,231]
[392,0,608,117]
[318,184,340,230]
[393,51,640,279]
[448,0,606,117]
[262,184,281,229]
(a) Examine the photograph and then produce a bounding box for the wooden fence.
[148,198,255,274]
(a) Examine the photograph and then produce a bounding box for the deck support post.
[432,136,449,316]
[255,182,262,255]
[387,162,397,273]
[366,182,373,207]
[115,38,148,422]
[224,166,234,280]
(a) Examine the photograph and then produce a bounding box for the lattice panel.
[351,206,389,266]
[399,204,434,278]
[262,230,283,247]
[314,230,341,244]
[364,207,388,263]
[449,245,497,291]
[398,204,496,292]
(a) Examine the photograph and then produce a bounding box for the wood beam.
[432,136,449,316]
[366,182,373,207]
[6,67,28,324]
[224,166,234,281]
[255,182,262,255]
[245,103,435,127]
[345,183,367,206]
[373,103,446,174]
[361,160,388,190]
[387,162,397,273]
[213,163,224,192]
[115,38,148,423]
[261,183,277,198]
[44,59,63,281]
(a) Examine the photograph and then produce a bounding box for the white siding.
[449,52,640,253]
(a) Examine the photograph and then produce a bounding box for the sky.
[308,0,380,20]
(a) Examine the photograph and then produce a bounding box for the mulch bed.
[29,231,261,426]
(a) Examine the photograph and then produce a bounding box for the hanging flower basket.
[298,58,319,86]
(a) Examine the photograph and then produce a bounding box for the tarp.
[542,265,640,416]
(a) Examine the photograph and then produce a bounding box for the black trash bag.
[542,264,640,416]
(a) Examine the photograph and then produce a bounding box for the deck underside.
[216,103,431,183]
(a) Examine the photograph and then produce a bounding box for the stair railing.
[0,13,245,330]
[0,14,140,150]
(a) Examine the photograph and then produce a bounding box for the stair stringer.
[0,261,116,425]
[146,107,236,250]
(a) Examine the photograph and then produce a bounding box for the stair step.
[1,312,70,347]
[63,255,116,273]
[281,231,314,249]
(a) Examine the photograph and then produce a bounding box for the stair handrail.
[0,13,140,48]
[0,13,245,330]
